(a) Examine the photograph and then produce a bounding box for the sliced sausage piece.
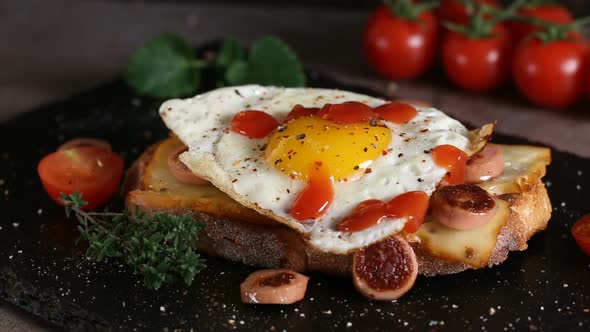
[167,145,208,185]
[465,143,504,184]
[431,184,498,230]
[240,269,309,304]
[353,235,418,301]
[58,138,112,151]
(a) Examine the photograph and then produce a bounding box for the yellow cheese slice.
[415,198,510,268]
[478,145,551,195]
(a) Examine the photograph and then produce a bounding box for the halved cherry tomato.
[439,0,499,25]
[441,24,512,92]
[38,146,124,209]
[572,214,590,256]
[513,34,590,109]
[509,5,573,45]
[363,4,438,80]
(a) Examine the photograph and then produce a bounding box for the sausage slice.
[240,269,309,304]
[465,144,504,184]
[167,145,208,185]
[352,235,418,301]
[431,184,497,230]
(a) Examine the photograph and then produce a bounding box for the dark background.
[134,0,590,12]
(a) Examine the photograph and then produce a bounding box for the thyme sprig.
[61,192,206,290]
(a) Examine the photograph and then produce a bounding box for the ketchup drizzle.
[432,145,468,185]
[337,191,429,233]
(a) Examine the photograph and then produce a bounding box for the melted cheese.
[478,145,551,195]
[416,199,510,268]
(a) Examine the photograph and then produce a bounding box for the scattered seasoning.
[420,129,429,133]
[275,159,283,165]
[295,133,306,140]
[259,144,267,151]
[234,89,243,97]
[278,125,287,132]
[398,153,404,158]
[363,147,368,152]
[424,149,431,154]
[418,178,424,182]
[160,306,166,312]
[353,166,360,170]
[232,179,238,183]
[370,119,377,126]
[364,168,372,174]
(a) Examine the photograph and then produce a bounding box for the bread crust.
[124,141,551,276]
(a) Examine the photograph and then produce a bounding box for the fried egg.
[160,85,488,254]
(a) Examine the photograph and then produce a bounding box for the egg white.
[160,85,471,254]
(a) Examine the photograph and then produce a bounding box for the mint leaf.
[216,37,246,69]
[124,33,201,98]
[229,36,306,87]
[225,60,248,86]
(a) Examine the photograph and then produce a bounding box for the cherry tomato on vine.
[513,34,589,109]
[509,4,573,45]
[363,1,438,80]
[441,24,512,92]
[439,0,499,25]
[38,146,124,209]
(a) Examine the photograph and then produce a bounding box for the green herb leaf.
[215,37,246,69]
[225,60,248,86]
[124,33,203,99]
[60,192,206,290]
[228,36,306,87]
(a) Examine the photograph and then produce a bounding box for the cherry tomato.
[513,35,589,109]
[441,24,512,92]
[509,5,573,45]
[572,213,590,256]
[439,0,499,25]
[363,4,438,80]
[38,146,124,209]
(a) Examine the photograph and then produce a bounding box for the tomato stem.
[517,14,590,44]
[383,0,438,22]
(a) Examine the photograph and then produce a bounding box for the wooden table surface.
[2,0,589,330]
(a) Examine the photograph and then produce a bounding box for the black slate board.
[1,53,590,332]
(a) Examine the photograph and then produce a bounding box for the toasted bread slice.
[124,137,551,276]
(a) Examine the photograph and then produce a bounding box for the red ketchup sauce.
[374,102,418,124]
[317,101,375,124]
[290,164,334,221]
[230,101,421,223]
[432,144,468,185]
[231,110,279,138]
[337,191,429,233]
[284,104,320,122]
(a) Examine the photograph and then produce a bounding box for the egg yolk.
[265,116,392,182]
